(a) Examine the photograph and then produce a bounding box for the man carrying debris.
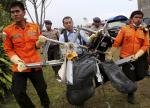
[2,1,50,108]
[106,10,149,104]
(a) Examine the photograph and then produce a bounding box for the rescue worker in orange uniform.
[2,1,50,108]
[106,10,149,104]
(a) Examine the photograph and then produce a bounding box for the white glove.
[10,55,22,64]
[105,47,117,61]
[10,55,27,72]
[105,51,113,60]
[89,30,102,42]
[36,35,47,47]
[89,34,97,42]
[67,42,76,49]
[132,49,144,61]
[17,61,27,72]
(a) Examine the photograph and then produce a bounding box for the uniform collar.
[129,23,144,29]
[13,20,30,29]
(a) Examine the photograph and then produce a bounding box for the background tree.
[0,0,51,30]
[0,0,16,11]
[0,4,13,104]
[24,0,52,30]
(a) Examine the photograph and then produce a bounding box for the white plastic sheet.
[96,63,103,83]
[58,57,67,83]
[66,60,73,85]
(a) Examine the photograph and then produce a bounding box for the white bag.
[66,60,73,85]
[96,63,103,83]
[58,57,67,83]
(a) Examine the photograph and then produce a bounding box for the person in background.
[59,16,89,55]
[42,20,60,78]
[91,17,103,31]
[106,10,149,104]
[59,16,91,108]
[86,17,103,37]
[85,17,104,45]
[2,1,50,108]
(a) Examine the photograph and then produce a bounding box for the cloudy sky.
[25,0,138,28]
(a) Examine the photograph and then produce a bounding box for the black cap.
[44,20,52,24]
[93,17,101,23]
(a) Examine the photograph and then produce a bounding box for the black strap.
[63,30,83,45]
[78,33,83,45]
[63,30,69,42]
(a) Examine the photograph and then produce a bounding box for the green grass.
[1,63,150,108]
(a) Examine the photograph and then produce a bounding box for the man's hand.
[89,30,102,42]
[36,35,47,47]
[105,47,117,61]
[131,49,144,61]
[105,51,113,61]
[10,55,27,72]
[17,60,27,72]
[67,42,76,49]
[89,34,97,42]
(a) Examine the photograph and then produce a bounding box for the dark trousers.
[143,52,149,70]
[12,69,50,108]
[122,54,146,82]
[48,45,61,75]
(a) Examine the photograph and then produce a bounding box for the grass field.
[1,65,150,108]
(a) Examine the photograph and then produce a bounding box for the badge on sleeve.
[2,32,7,41]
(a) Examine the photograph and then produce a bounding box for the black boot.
[127,93,134,104]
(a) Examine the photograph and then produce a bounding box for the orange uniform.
[113,24,149,58]
[3,22,41,72]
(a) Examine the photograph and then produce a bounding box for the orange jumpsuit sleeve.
[3,29,16,58]
[37,25,41,36]
[113,27,125,48]
[140,32,149,52]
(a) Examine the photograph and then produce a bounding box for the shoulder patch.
[1,32,7,41]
